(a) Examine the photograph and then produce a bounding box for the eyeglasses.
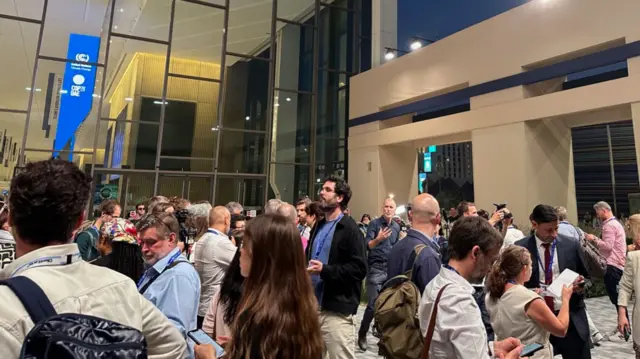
[137,207,145,211]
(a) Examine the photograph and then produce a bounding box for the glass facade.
[0,0,371,212]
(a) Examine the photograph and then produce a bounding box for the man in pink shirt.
[585,201,628,327]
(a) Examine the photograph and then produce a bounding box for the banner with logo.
[53,34,101,157]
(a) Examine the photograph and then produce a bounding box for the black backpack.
[0,276,148,359]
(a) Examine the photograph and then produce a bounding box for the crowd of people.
[0,157,637,359]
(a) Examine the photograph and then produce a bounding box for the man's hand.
[489,210,505,225]
[194,344,215,359]
[376,227,392,242]
[307,259,323,274]
[494,337,523,359]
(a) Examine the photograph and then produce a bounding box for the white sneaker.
[605,328,624,342]
[592,332,604,346]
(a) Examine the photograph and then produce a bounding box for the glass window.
[270,163,311,204]
[215,176,265,208]
[273,90,312,164]
[218,130,266,174]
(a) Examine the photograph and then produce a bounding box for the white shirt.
[535,236,561,310]
[193,229,237,317]
[0,244,187,359]
[502,226,524,249]
[418,267,491,359]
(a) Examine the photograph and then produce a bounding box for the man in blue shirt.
[357,198,400,351]
[137,212,201,358]
[388,194,442,293]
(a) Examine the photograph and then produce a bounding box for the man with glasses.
[137,212,201,358]
[306,176,366,359]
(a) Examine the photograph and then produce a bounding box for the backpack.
[373,244,426,359]
[0,276,148,359]
[574,226,607,279]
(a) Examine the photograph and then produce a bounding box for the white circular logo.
[72,74,85,85]
[75,53,90,62]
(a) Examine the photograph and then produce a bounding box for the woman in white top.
[617,214,640,358]
[485,246,573,359]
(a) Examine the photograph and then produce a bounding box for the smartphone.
[520,343,544,357]
[188,329,225,357]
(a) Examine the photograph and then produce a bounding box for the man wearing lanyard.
[585,201,628,329]
[516,204,591,359]
[137,212,201,359]
[193,206,236,328]
[306,176,366,359]
[0,159,186,358]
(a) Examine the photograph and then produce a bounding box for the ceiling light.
[396,205,406,215]
[316,178,321,183]
[211,127,219,131]
[114,25,118,30]
[245,116,250,121]
[92,94,101,98]
[119,8,124,13]
[384,50,395,61]
[274,103,280,107]
[410,40,422,50]
[286,97,291,102]
[389,193,395,199]
[60,90,68,94]
[153,100,168,105]
[25,87,31,91]
[124,97,133,102]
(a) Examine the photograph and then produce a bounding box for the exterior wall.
[348,0,640,224]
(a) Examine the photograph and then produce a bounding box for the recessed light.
[286,97,291,102]
[25,87,31,91]
[153,100,168,105]
[124,97,133,102]
[245,116,250,121]
[119,8,124,13]
[114,25,118,30]
[274,103,279,107]
[211,127,219,131]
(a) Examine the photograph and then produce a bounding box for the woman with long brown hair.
[224,213,323,359]
[485,246,573,359]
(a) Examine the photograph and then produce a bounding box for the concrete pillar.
[348,143,416,220]
[371,0,397,68]
[631,102,640,179]
[472,119,577,227]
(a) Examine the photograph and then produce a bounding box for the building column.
[628,47,640,182]
[348,143,415,220]
[472,118,577,227]
[371,0,397,68]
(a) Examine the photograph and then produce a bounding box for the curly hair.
[9,159,92,244]
[323,175,352,210]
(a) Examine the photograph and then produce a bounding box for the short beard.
[320,201,339,213]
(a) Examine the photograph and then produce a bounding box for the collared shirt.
[366,216,400,269]
[193,229,237,317]
[139,247,200,358]
[557,221,580,241]
[0,244,187,359]
[597,217,626,270]
[418,267,490,359]
[503,226,525,250]
[535,236,561,310]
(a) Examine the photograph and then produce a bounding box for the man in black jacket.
[307,175,367,359]
[516,204,591,359]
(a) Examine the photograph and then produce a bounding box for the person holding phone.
[617,214,640,358]
[486,246,575,359]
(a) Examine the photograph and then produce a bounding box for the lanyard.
[507,280,518,285]
[313,214,343,259]
[207,229,225,236]
[537,240,557,280]
[444,264,461,276]
[136,250,181,289]
[11,252,82,277]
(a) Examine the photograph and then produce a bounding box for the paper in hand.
[547,269,579,298]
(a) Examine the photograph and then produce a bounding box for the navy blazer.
[515,234,590,342]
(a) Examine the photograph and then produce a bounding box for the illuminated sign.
[53,34,100,156]
[423,152,432,173]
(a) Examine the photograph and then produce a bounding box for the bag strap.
[0,276,57,324]
[421,283,451,359]
[405,244,427,280]
[139,260,190,295]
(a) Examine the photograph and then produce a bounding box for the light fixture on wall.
[384,47,408,61]
[410,36,436,51]
[245,116,250,121]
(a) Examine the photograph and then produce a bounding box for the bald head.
[277,203,298,225]
[411,194,440,224]
[209,206,231,233]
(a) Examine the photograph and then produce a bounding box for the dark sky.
[397,0,531,50]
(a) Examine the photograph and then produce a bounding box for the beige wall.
[348,0,640,223]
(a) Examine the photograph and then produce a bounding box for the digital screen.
[418,172,427,193]
[428,145,436,153]
[423,153,432,173]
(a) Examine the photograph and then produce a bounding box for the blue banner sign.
[53,34,101,156]
[423,152,432,173]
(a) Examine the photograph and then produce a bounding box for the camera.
[494,203,513,219]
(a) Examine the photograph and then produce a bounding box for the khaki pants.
[320,310,356,359]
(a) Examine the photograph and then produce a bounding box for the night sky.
[397,0,531,50]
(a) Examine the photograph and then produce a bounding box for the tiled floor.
[355,296,635,359]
